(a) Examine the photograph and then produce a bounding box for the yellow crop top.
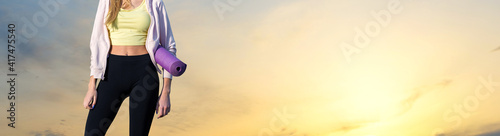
[107,0,150,46]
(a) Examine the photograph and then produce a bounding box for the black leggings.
[85,54,159,136]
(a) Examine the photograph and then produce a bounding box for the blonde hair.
[106,0,132,25]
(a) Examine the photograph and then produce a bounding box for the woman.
[82,0,177,135]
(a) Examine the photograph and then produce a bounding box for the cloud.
[478,129,500,136]
[491,46,500,52]
[331,121,374,133]
[30,130,65,136]
[437,123,500,136]
[397,79,453,116]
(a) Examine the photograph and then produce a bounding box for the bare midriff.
[109,45,148,56]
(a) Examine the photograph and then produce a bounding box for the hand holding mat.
[155,46,187,76]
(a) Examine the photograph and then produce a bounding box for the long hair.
[106,0,132,25]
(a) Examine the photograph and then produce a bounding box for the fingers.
[83,96,92,109]
[163,106,169,116]
[83,92,97,110]
[157,106,164,119]
[85,99,92,109]
[92,93,97,109]
[156,96,171,119]
[157,105,171,119]
[83,100,90,109]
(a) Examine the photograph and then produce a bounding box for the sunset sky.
[1,0,500,136]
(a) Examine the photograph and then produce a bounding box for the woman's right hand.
[83,86,98,109]
[84,77,98,109]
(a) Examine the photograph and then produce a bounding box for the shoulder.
[96,0,109,9]
[150,0,162,5]
[150,0,165,7]
[98,0,109,5]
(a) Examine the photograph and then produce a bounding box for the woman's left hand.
[156,92,171,119]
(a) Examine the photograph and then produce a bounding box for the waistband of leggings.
[108,53,151,61]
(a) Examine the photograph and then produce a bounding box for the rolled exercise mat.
[155,45,187,76]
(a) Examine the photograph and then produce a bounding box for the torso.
[110,45,148,56]
[110,0,148,56]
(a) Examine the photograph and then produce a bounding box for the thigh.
[85,80,129,136]
[128,62,159,136]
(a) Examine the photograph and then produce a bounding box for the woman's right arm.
[89,0,107,79]
[84,0,107,109]
[88,75,96,88]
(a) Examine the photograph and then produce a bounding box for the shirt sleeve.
[89,0,106,79]
[158,0,176,79]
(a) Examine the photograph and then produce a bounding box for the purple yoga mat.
[155,46,187,76]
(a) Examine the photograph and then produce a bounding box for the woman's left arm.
[156,0,176,119]
[156,77,172,119]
